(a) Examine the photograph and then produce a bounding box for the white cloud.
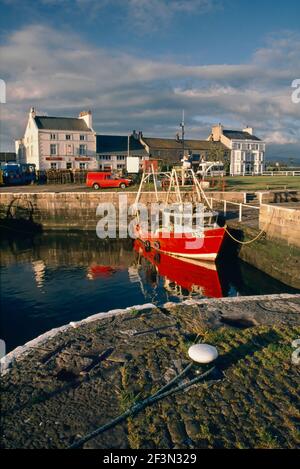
[0,24,300,160]
[264,132,298,145]
[0,0,219,29]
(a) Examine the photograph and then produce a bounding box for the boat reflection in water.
[133,239,224,299]
[87,264,117,280]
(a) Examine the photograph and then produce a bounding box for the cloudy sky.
[0,0,300,160]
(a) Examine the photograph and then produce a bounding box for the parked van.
[1,163,36,185]
[86,172,132,190]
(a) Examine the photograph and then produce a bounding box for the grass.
[92,176,300,192]
[222,176,300,191]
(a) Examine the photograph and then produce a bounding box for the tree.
[207,141,230,173]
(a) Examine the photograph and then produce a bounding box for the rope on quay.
[223,207,276,245]
[224,226,267,245]
[68,365,215,449]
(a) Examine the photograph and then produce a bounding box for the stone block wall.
[0,191,249,230]
[259,203,300,247]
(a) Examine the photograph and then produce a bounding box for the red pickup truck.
[86,172,132,190]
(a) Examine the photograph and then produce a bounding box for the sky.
[0,0,300,161]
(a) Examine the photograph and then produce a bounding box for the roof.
[96,135,146,154]
[0,152,16,162]
[142,137,226,151]
[223,130,261,141]
[34,116,91,131]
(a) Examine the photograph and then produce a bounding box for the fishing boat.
[133,166,226,262]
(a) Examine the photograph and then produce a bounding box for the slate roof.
[223,130,261,141]
[96,135,146,154]
[34,116,91,131]
[0,152,16,162]
[142,137,226,151]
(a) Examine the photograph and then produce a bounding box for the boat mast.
[180,110,185,159]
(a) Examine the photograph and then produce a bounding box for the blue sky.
[0,0,300,160]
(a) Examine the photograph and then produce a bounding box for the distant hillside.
[266,144,300,165]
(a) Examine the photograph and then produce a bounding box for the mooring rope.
[224,226,266,245]
[68,365,215,449]
[223,207,276,245]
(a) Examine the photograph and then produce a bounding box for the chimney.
[79,110,92,130]
[243,126,253,135]
[211,123,223,141]
[30,107,36,118]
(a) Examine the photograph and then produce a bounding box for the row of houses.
[14,108,266,175]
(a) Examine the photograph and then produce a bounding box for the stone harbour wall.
[259,203,300,248]
[0,191,248,230]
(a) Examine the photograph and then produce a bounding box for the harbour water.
[0,231,299,353]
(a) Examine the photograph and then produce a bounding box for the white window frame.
[50,144,57,156]
[79,144,87,156]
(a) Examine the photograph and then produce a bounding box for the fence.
[231,171,300,177]
[37,170,88,184]
[209,197,260,226]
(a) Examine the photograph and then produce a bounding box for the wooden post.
[239,203,242,222]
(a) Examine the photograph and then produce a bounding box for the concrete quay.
[1,294,300,449]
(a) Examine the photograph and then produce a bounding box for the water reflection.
[133,239,223,299]
[32,260,46,288]
[0,231,298,352]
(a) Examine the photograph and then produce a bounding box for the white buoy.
[188,344,218,364]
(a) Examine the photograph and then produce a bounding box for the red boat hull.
[135,226,226,261]
[134,240,223,298]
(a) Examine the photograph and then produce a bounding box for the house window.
[117,155,125,161]
[79,163,87,170]
[50,133,57,140]
[50,162,57,169]
[66,162,72,169]
[66,134,71,140]
[79,144,87,156]
[50,144,57,156]
[117,164,124,169]
[66,144,73,155]
[80,135,85,141]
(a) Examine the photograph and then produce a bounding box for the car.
[86,171,132,190]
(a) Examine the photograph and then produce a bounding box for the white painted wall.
[38,130,98,170]
[19,109,98,170]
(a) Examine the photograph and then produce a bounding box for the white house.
[209,124,266,175]
[15,108,98,170]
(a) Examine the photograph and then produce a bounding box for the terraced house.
[15,108,98,170]
[209,124,266,175]
[139,134,229,168]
